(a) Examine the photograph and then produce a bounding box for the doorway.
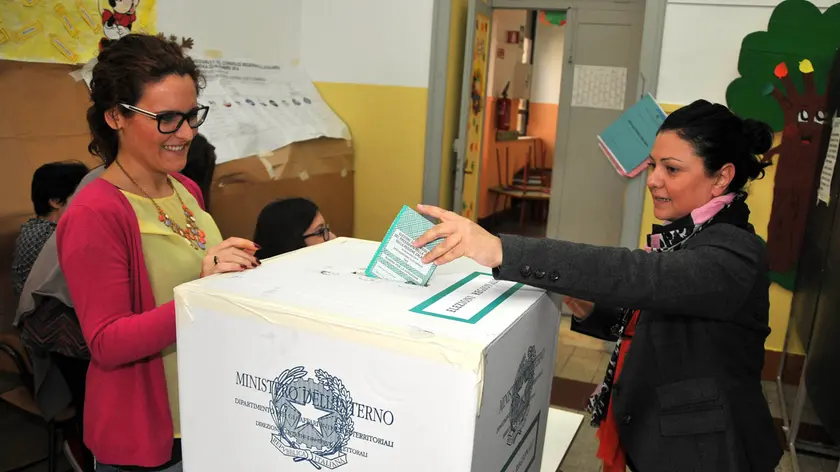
[423,0,664,370]
[475,9,565,239]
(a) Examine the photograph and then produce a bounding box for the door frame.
[421,0,667,250]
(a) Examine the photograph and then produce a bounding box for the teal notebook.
[365,205,441,286]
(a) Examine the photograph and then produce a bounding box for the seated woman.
[12,161,88,296]
[57,34,259,471]
[253,197,336,259]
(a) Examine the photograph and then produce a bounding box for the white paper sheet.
[192,59,351,164]
[818,115,840,205]
[571,65,627,111]
[539,408,584,472]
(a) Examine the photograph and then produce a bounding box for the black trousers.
[52,353,95,471]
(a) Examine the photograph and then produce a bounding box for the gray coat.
[493,222,782,472]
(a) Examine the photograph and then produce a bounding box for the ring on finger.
[213,255,219,266]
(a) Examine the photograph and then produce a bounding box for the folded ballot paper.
[365,205,441,285]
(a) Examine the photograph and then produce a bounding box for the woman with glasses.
[57,34,259,472]
[253,197,336,259]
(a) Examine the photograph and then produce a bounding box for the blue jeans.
[95,462,182,472]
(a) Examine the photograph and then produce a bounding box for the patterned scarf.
[585,191,748,427]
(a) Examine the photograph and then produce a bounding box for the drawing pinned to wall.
[539,11,567,27]
[0,0,156,64]
[462,13,491,221]
[726,0,840,289]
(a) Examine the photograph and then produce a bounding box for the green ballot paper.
[365,205,441,285]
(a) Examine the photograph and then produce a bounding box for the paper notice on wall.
[571,65,627,111]
[817,115,840,205]
[192,59,350,164]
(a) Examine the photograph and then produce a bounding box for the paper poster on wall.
[571,65,627,111]
[818,115,840,205]
[0,0,157,64]
[191,59,351,164]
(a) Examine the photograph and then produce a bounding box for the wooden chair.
[488,141,552,228]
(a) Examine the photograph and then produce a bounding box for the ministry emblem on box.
[501,345,541,446]
[270,367,355,469]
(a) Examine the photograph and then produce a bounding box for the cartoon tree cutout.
[726,0,840,287]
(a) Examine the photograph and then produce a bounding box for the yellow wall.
[640,103,800,353]
[314,82,429,241]
[439,0,468,210]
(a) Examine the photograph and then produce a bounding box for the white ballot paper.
[366,205,441,286]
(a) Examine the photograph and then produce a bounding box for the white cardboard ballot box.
[174,237,560,471]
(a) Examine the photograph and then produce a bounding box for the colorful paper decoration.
[726,0,840,287]
[539,11,567,27]
[0,0,157,64]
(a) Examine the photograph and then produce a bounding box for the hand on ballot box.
[200,237,261,277]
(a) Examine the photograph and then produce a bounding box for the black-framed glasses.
[119,103,209,134]
[303,224,331,242]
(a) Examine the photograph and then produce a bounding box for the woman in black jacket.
[413,99,783,472]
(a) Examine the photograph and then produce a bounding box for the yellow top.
[121,179,223,439]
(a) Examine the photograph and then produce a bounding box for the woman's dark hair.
[87,34,204,165]
[253,198,319,259]
[31,161,89,216]
[181,133,217,212]
[658,99,773,192]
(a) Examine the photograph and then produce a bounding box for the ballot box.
[174,237,560,471]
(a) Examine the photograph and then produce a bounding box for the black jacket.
[493,220,782,472]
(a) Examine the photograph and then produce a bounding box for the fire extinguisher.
[496,81,512,131]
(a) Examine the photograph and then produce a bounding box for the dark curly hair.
[87,34,204,166]
[659,99,773,193]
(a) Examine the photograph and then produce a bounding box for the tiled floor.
[552,315,840,472]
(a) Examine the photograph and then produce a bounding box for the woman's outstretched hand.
[201,237,260,277]
[413,204,503,268]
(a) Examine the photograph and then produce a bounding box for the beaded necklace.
[115,160,207,250]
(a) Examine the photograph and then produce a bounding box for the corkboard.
[0,60,100,330]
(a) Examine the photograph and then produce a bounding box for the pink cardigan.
[57,174,205,467]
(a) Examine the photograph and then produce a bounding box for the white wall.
[487,10,527,97]
[158,0,436,88]
[656,0,835,105]
[158,1,301,66]
[530,21,565,104]
[300,0,434,87]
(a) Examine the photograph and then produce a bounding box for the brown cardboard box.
[0,60,98,330]
[210,137,355,241]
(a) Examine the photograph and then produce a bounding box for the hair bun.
[742,118,774,155]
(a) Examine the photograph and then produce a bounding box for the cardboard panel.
[211,172,355,241]
[210,137,355,241]
[0,60,97,330]
[0,60,99,218]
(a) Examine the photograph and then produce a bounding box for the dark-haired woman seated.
[412,99,783,472]
[253,197,336,259]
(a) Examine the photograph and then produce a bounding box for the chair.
[0,333,74,472]
[488,140,552,228]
